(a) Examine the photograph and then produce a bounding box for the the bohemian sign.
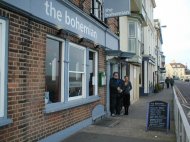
[104,0,131,18]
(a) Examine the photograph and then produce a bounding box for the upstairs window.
[92,0,104,21]
[128,20,142,56]
[128,22,136,53]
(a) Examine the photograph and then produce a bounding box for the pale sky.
[154,0,190,68]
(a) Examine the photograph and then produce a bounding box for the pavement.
[62,88,176,142]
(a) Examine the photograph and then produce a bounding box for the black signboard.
[146,101,170,132]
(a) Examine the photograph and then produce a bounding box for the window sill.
[44,96,100,114]
[0,118,13,127]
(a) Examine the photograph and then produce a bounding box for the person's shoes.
[124,112,128,115]
[111,114,116,117]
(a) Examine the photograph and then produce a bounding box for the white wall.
[119,16,128,52]
[143,0,156,57]
[130,64,140,103]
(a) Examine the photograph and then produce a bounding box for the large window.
[69,43,86,100]
[92,0,104,21]
[45,37,99,112]
[45,37,64,104]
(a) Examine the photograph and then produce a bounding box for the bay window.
[128,20,142,56]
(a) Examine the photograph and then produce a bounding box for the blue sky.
[154,0,190,68]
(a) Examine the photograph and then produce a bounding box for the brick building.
[0,0,119,141]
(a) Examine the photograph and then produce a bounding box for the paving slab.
[62,88,176,142]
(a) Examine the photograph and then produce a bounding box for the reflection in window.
[45,38,61,103]
[69,73,82,97]
[129,39,136,53]
[69,43,85,99]
[69,45,84,72]
[129,23,135,37]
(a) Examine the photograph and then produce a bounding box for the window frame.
[91,0,104,21]
[128,21,137,53]
[0,18,12,127]
[45,35,65,104]
[68,42,86,101]
[0,19,5,118]
[44,39,100,114]
[88,49,98,96]
[128,19,142,56]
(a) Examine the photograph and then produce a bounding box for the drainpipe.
[106,61,111,116]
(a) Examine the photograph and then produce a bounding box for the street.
[174,80,190,124]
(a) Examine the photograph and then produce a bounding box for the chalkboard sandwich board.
[146,100,170,132]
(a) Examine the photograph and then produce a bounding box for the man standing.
[170,77,175,87]
[165,77,170,89]
[109,72,123,116]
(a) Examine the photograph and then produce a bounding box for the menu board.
[146,101,170,131]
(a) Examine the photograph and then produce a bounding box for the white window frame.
[46,35,65,103]
[88,49,98,96]
[68,43,86,101]
[0,19,6,118]
[128,21,136,53]
[44,41,100,113]
[128,20,142,56]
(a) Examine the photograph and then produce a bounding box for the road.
[174,80,190,124]
[175,80,190,104]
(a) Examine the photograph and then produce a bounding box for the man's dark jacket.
[109,78,124,97]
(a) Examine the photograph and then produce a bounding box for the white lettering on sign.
[65,11,97,39]
[44,1,62,22]
[44,0,97,40]
[105,10,130,18]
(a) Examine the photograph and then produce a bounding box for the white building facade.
[141,0,158,95]
[119,0,148,102]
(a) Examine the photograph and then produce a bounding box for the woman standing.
[122,76,132,115]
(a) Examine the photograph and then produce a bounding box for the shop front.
[0,0,119,141]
